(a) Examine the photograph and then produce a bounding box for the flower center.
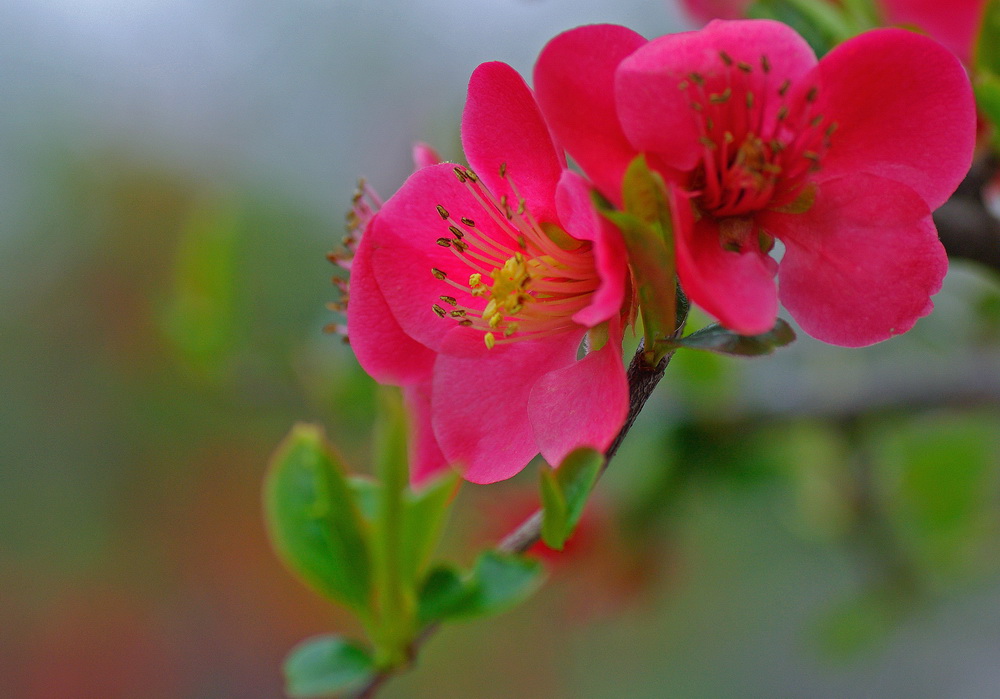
[430,166,600,349]
[681,52,836,223]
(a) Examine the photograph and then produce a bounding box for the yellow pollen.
[484,332,496,349]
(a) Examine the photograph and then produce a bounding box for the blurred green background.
[3,1,1000,697]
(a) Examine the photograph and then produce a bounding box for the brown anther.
[465,169,479,183]
[431,268,447,280]
[517,235,527,249]
[777,105,789,121]
[719,50,734,66]
[435,237,453,248]
[517,198,526,215]
[439,295,457,306]
[803,150,820,161]
[810,114,823,127]
[724,131,735,144]
[706,117,715,131]
[460,217,475,227]
[690,101,704,112]
[678,80,689,90]
[737,61,753,73]
[699,136,717,150]
[825,122,839,137]
[448,225,465,238]
[709,87,732,104]
[806,86,818,102]
[499,162,507,178]
[432,304,447,318]
[761,55,771,73]
[453,240,469,252]
[436,204,450,219]
[458,319,473,327]
[745,92,755,109]
[778,79,791,97]
[453,167,467,183]
[689,72,705,85]
[449,309,467,318]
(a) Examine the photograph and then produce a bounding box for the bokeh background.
[3,1,1000,697]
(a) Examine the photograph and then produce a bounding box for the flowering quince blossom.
[679,0,987,64]
[534,20,976,346]
[348,61,630,484]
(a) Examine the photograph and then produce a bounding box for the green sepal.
[974,73,1000,133]
[595,155,677,365]
[264,424,372,614]
[283,634,375,698]
[662,319,796,357]
[417,552,545,625]
[540,447,604,550]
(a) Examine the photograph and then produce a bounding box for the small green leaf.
[416,553,545,624]
[539,469,569,550]
[540,447,604,550]
[401,471,459,588]
[595,155,678,364]
[284,635,374,698]
[662,319,796,357]
[264,424,371,612]
[417,565,477,625]
[747,0,850,56]
[472,551,545,615]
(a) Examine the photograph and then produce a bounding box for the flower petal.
[534,24,648,203]
[462,61,564,223]
[347,215,436,385]
[431,329,583,484]
[880,0,985,63]
[403,381,451,487]
[672,190,779,335]
[554,170,627,327]
[371,163,513,353]
[528,320,628,468]
[616,19,816,172]
[810,28,975,210]
[760,174,946,347]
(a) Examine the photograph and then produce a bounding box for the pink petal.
[760,174,946,347]
[347,214,436,385]
[528,319,628,467]
[402,381,451,487]
[412,142,443,169]
[616,20,816,172]
[880,0,986,63]
[462,61,564,223]
[809,28,975,210]
[371,163,512,353]
[431,330,583,484]
[554,170,627,327]
[534,24,648,204]
[672,190,779,335]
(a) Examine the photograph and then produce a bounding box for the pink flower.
[535,21,975,346]
[348,61,630,484]
[679,0,987,64]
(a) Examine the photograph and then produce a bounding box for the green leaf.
[284,635,374,698]
[370,389,417,667]
[595,155,678,364]
[974,73,1000,132]
[264,424,371,613]
[540,447,604,550]
[663,319,796,356]
[401,471,459,588]
[975,0,1000,76]
[747,0,851,56]
[416,552,545,624]
[472,551,545,615]
[416,564,478,625]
